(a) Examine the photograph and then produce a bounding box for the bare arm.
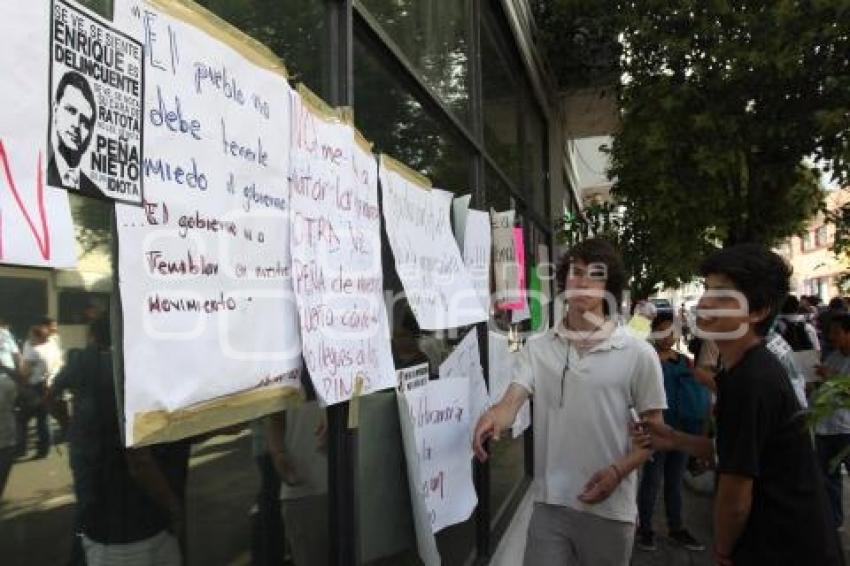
[473,383,529,462]
[578,409,663,504]
[641,419,715,461]
[714,473,753,562]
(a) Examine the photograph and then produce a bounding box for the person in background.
[678,304,691,345]
[628,299,657,339]
[638,244,841,566]
[250,418,285,566]
[50,319,184,566]
[0,356,17,501]
[18,324,51,458]
[40,316,64,387]
[764,326,809,409]
[268,396,328,566]
[819,297,847,361]
[775,295,820,353]
[813,313,850,529]
[0,319,21,377]
[474,238,666,566]
[636,313,709,552]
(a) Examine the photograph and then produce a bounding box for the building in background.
[776,190,850,302]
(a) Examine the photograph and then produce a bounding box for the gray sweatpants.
[523,503,635,566]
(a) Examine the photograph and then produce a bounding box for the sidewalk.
[491,475,850,565]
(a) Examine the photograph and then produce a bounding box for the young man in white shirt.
[473,238,666,565]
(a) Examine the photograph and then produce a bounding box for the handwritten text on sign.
[398,377,477,534]
[114,2,301,445]
[288,89,395,405]
[0,2,76,268]
[462,209,491,314]
[491,209,521,310]
[380,158,487,330]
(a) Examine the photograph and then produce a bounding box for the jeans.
[816,434,850,528]
[637,450,688,534]
[16,382,49,455]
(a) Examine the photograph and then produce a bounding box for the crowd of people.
[4,239,850,566]
[476,239,849,565]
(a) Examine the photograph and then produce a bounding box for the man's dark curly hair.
[699,243,792,336]
[555,238,626,316]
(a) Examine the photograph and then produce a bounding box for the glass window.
[359,0,471,125]
[354,31,478,564]
[197,0,330,99]
[481,8,521,183]
[802,231,815,252]
[816,225,829,247]
[486,166,515,212]
[525,101,548,218]
[354,33,471,191]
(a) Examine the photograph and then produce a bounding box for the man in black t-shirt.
[639,244,842,566]
[50,320,185,565]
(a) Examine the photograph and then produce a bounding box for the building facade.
[776,190,850,302]
[0,1,579,564]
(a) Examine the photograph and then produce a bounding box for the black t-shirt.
[715,344,843,565]
[54,347,186,544]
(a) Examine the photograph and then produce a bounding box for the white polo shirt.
[512,323,666,523]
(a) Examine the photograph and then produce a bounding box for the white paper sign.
[451,194,471,251]
[289,90,395,406]
[380,157,487,330]
[115,2,302,445]
[440,329,489,426]
[398,363,430,393]
[0,2,76,269]
[398,378,477,536]
[48,0,145,203]
[463,210,491,314]
[491,210,520,308]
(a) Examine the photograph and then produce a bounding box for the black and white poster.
[48,0,144,204]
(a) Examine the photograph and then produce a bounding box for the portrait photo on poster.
[47,0,144,205]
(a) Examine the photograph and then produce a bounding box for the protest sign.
[491,209,522,310]
[49,0,144,204]
[440,329,489,427]
[397,375,477,538]
[289,86,395,406]
[398,362,429,393]
[380,155,487,330]
[0,2,76,268]
[451,194,471,251]
[462,209,491,314]
[510,227,530,322]
[115,0,302,445]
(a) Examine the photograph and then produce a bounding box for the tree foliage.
[545,0,850,293]
[557,198,711,299]
[612,0,849,247]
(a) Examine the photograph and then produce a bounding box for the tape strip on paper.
[380,154,431,191]
[149,0,288,79]
[132,386,304,446]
